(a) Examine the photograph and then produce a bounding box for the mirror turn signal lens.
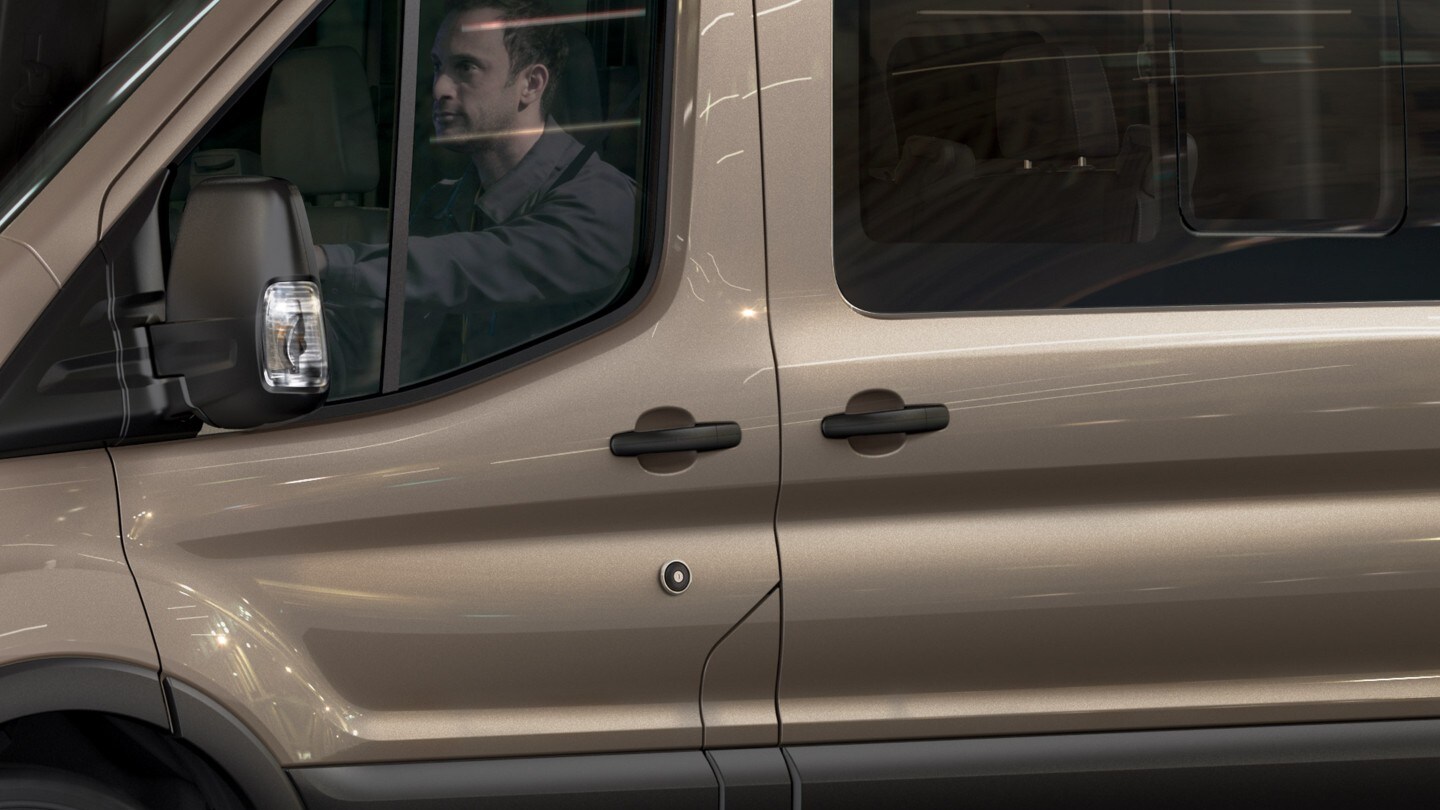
[262,281,328,392]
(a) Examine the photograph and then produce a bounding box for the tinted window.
[317,0,654,389]
[168,0,659,404]
[170,0,402,400]
[0,0,218,229]
[834,0,1435,313]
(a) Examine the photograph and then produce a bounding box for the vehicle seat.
[551,26,605,148]
[261,46,389,245]
[895,42,1155,244]
[168,148,262,246]
[959,42,1154,242]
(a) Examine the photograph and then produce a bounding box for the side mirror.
[149,177,327,429]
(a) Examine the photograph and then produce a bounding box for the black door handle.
[610,422,742,457]
[821,405,949,439]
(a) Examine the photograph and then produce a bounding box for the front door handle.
[821,405,949,439]
[610,422,742,457]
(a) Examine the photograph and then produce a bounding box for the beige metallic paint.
[112,0,780,766]
[701,587,780,748]
[0,238,60,368]
[0,450,158,670]
[756,0,1440,745]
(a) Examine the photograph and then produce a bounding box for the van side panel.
[0,449,158,671]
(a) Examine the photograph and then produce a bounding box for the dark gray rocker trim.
[290,750,718,810]
[784,717,1440,809]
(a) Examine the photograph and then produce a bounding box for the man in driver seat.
[318,0,637,389]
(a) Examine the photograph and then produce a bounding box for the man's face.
[431,8,527,150]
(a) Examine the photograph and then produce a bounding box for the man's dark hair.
[445,0,569,111]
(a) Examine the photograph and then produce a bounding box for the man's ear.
[518,63,549,109]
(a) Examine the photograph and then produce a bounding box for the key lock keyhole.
[660,560,691,595]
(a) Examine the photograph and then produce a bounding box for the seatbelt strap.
[555,143,599,188]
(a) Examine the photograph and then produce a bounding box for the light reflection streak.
[109,0,221,103]
[690,257,711,282]
[716,149,745,165]
[944,373,1192,406]
[710,253,752,291]
[162,426,450,473]
[77,553,119,564]
[0,184,43,231]
[894,45,1324,78]
[919,8,1353,16]
[779,326,1439,371]
[1339,675,1440,683]
[756,0,804,16]
[433,118,639,144]
[463,8,644,31]
[387,478,458,488]
[0,624,47,639]
[687,275,706,302]
[254,580,416,603]
[743,76,813,99]
[278,476,335,486]
[0,234,59,285]
[699,93,740,120]
[1157,65,1398,83]
[701,11,734,36]
[490,446,608,466]
[0,479,95,493]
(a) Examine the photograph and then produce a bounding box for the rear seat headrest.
[996,43,1118,162]
[261,47,379,195]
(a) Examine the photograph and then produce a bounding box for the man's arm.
[320,166,637,310]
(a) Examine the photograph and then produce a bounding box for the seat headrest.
[262,47,379,195]
[996,43,1118,161]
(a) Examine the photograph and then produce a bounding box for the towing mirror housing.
[149,176,328,429]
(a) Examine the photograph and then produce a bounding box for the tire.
[0,766,142,810]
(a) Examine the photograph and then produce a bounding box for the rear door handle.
[821,405,949,439]
[610,422,742,457]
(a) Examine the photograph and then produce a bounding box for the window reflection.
[835,0,1422,313]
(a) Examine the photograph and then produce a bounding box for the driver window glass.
[385,0,650,386]
[170,0,401,401]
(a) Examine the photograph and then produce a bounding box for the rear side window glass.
[0,0,218,229]
[1176,2,1404,233]
[835,1,1418,313]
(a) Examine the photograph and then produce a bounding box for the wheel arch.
[0,658,302,810]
